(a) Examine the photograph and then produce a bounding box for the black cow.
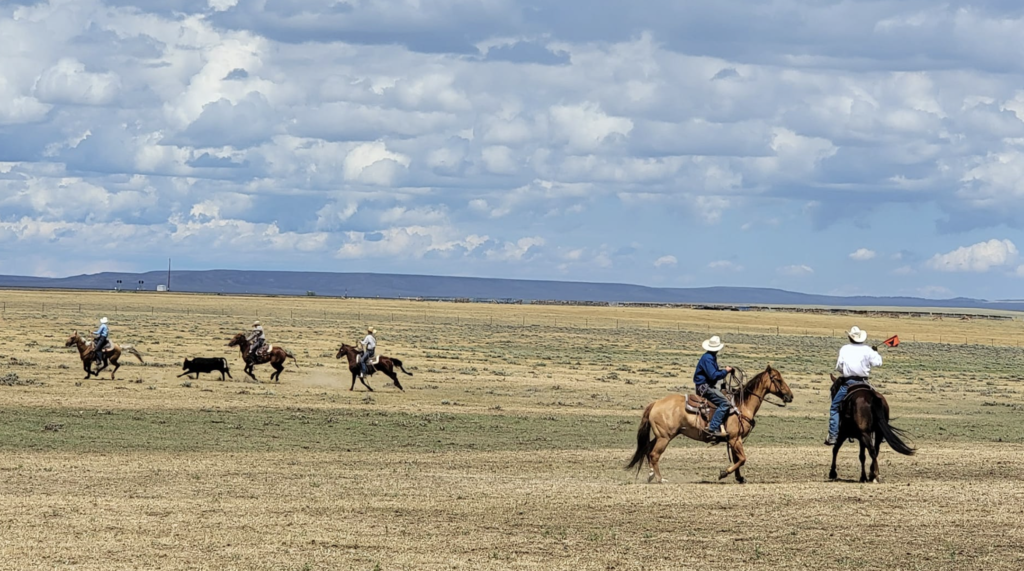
[179,357,233,380]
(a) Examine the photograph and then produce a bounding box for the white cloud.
[549,102,633,151]
[708,260,743,272]
[343,142,411,185]
[336,226,488,259]
[34,58,120,106]
[778,264,814,276]
[849,248,877,261]
[653,255,677,268]
[927,239,1018,273]
[485,236,545,262]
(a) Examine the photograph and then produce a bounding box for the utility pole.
[167,258,171,291]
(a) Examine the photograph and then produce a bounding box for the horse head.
[336,343,355,360]
[226,333,246,348]
[763,363,794,404]
[65,331,81,348]
[829,373,842,399]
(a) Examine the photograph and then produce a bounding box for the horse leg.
[83,361,93,379]
[245,363,258,382]
[647,436,671,483]
[350,372,357,391]
[719,437,746,482]
[271,361,283,383]
[858,437,869,483]
[383,369,404,391]
[109,357,120,381]
[360,373,374,392]
[868,432,882,483]
[829,440,843,481]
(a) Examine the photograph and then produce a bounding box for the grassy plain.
[1,288,1023,570]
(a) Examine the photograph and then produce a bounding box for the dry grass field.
[1,289,1023,570]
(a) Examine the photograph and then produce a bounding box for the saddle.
[359,351,381,365]
[255,344,272,358]
[684,393,738,425]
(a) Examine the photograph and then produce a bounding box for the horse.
[627,364,794,484]
[65,331,144,380]
[335,343,412,392]
[828,374,915,483]
[227,333,298,383]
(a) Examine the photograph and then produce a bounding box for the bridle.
[746,369,789,408]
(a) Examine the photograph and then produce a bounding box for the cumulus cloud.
[34,58,120,106]
[778,264,814,276]
[849,248,877,261]
[654,255,677,268]
[927,239,1018,273]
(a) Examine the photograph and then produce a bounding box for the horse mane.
[746,366,774,392]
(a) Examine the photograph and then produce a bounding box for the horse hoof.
[718,470,729,480]
[736,478,746,485]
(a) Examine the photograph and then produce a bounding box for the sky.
[3,1,1024,300]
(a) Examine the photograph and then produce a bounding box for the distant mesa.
[1,270,1022,312]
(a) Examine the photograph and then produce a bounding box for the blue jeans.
[828,383,851,439]
[698,384,731,432]
[360,349,375,375]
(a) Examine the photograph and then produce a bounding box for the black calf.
[179,357,233,380]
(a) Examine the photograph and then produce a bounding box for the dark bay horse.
[627,365,794,484]
[335,343,412,391]
[227,333,298,382]
[65,331,144,380]
[828,374,915,483]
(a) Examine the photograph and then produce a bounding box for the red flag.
[883,335,900,348]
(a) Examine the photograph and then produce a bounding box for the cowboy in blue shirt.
[693,335,734,442]
[93,317,109,367]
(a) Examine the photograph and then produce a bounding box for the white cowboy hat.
[100,317,108,324]
[253,321,261,327]
[702,335,724,352]
[367,326,375,334]
[847,326,868,343]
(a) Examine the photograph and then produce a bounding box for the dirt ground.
[1,289,1022,570]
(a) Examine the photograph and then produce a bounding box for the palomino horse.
[828,374,915,483]
[227,333,298,382]
[627,365,794,484]
[65,331,144,380]
[335,343,412,391]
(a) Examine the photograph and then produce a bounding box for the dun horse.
[65,331,144,380]
[627,365,793,484]
[335,343,412,391]
[828,374,915,483]
[227,333,298,382]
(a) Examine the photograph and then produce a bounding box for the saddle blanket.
[360,352,380,365]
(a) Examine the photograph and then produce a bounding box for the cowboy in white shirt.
[826,326,882,445]
[359,327,376,380]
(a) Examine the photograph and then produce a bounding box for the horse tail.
[285,348,299,369]
[626,402,656,475]
[122,345,145,363]
[872,396,915,456]
[391,357,413,376]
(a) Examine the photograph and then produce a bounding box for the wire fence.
[4,297,1024,348]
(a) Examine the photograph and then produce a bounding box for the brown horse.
[335,343,412,391]
[627,365,794,484]
[828,374,915,483]
[65,331,144,380]
[227,333,298,382]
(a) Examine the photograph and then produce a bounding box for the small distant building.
[156,285,167,292]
